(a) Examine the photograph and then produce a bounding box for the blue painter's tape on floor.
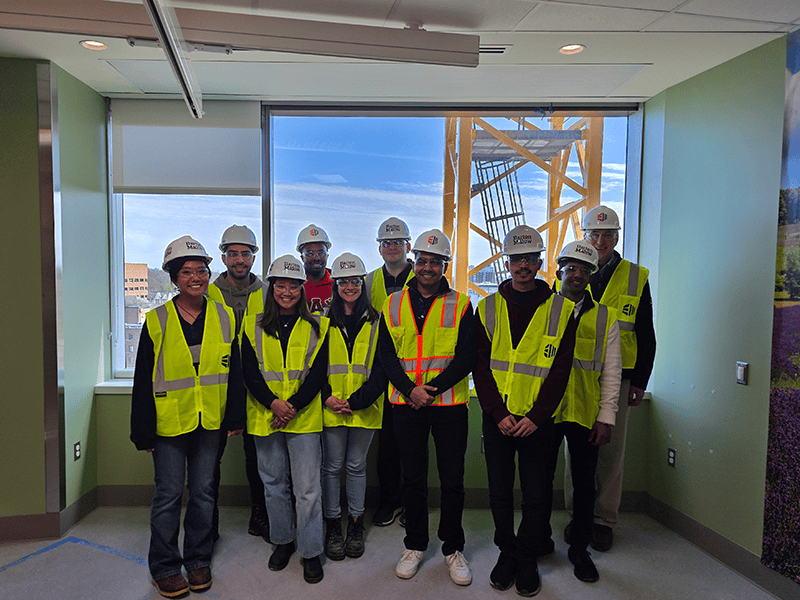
[0,536,146,573]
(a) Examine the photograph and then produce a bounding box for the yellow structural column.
[452,117,473,293]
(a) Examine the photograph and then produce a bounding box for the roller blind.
[110,99,260,195]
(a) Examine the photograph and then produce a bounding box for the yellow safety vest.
[383,289,471,406]
[477,292,573,416]
[597,260,647,370]
[553,302,616,429]
[207,281,268,335]
[324,318,382,429]
[145,299,235,437]
[243,314,329,436]
[366,266,414,313]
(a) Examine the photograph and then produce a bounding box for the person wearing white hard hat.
[319,252,387,562]
[206,224,271,544]
[365,217,414,528]
[473,224,577,597]
[241,254,330,584]
[540,240,622,584]
[296,224,333,312]
[578,205,656,552]
[378,228,476,586]
[131,236,245,598]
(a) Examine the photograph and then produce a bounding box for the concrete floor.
[0,508,783,600]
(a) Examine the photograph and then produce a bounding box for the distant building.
[124,323,143,369]
[124,263,149,298]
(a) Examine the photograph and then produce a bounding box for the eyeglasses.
[225,250,252,259]
[415,257,445,268]
[380,240,407,248]
[586,232,617,242]
[301,250,328,259]
[178,268,209,279]
[508,254,540,265]
[337,278,363,287]
[274,282,301,293]
[562,264,593,277]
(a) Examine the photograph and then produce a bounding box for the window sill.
[95,380,133,395]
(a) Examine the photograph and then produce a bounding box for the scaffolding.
[442,115,604,295]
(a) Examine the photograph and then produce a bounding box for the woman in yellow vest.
[241,254,329,584]
[321,253,387,562]
[130,236,244,598]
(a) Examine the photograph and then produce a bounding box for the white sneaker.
[445,550,472,586]
[396,549,424,579]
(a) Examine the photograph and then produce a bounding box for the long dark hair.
[327,277,380,330]
[258,279,321,338]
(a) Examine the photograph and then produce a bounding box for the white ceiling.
[0,0,798,105]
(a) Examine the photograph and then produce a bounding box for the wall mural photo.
[765,29,800,584]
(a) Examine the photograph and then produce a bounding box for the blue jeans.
[321,426,375,519]
[393,403,468,555]
[149,427,220,579]
[254,431,324,559]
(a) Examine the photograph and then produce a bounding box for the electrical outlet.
[74,441,81,461]
[667,447,676,468]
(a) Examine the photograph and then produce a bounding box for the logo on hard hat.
[340,260,356,270]
[284,261,301,272]
[575,244,593,257]
[513,234,532,245]
[428,235,439,245]
[386,224,401,233]
[165,247,173,258]
[597,213,608,222]
[185,240,203,251]
[309,228,320,237]
[622,304,635,316]
[543,344,557,358]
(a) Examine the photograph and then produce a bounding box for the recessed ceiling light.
[559,44,585,55]
[80,40,107,51]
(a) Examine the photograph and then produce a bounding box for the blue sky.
[124,115,627,276]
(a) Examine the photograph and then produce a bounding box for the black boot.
[248,505,270,542]
[344,515,365,558]
[268,542,295,571]
[325,517,345,561]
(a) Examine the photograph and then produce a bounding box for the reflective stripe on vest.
[325,318,382,429]
[554,302,614,428]
[366,266,413,312]
[599,260,647,369]
[148,299,234,437]
[382,289,470,406]
[477,292,573,416]
[243,313,329,436]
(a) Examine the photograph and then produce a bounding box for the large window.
[110,104,634,376]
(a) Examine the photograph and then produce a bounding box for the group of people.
[130,206,655,598]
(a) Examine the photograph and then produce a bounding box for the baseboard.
[645,494,800,600]
[60,487,98,536]
[0,512,60,542]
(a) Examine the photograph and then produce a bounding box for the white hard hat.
[331,252,367,278]
[376,217,411,241]
[557,240,599,273]
[267,254,306,282]
[503,225,545,256]
[296,224,332,252]
[412,228,451,259]
[219,224,258,253]
[582,205,621,230]
[162,235,213,272]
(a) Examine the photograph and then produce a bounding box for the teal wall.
[640,38,785,554]
[57,66,109,507]
[0,58,47,517]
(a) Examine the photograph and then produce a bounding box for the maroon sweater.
[473,279,576,427]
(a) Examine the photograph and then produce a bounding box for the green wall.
[0,58,47,517]
[641,38,785,554]
[57,66,109,507]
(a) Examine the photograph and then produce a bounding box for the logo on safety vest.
[221,355,229,368]
[622,304,635,316]
[597,213,608,222]
[428,235,439,245]
[155,391,167,398]
[543,344,557,358]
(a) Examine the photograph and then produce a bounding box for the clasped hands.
[325,395,353,415]
[270,399,297,429]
